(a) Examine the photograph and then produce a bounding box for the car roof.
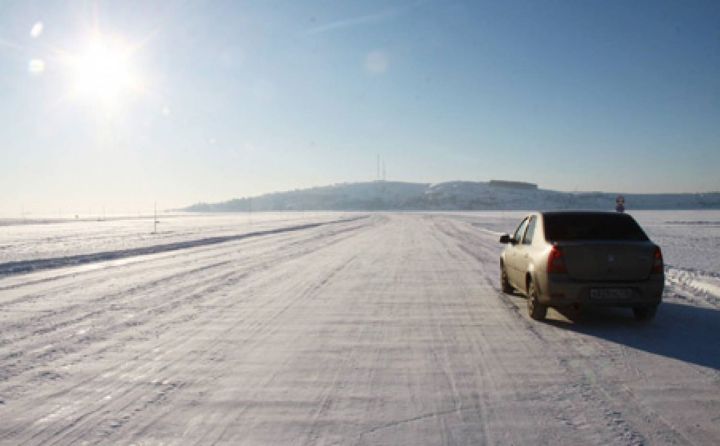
[539,211,634,220]
[540,210,629,216]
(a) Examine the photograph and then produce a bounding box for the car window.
[522,216,536,245]
[544,213,649,241]
[513,218,528,242]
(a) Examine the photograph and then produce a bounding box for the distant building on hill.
[489,180,538,190]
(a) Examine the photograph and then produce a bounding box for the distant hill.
[182,181,720,212]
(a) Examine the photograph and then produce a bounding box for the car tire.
[633,305,657,321]
[527,280,547,321]
[501,263,513,294]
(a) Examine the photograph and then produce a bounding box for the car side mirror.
[499,234,511,244]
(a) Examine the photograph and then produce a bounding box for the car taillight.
[547,245,567,273]
[651,246,663,274]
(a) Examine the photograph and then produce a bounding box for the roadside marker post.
[615,195,625,213]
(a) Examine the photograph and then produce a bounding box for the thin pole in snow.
[376,154,380,181]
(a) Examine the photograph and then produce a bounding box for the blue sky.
[1,0,719,214]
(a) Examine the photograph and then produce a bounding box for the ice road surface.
[0,211,719,445]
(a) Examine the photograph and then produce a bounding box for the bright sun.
[66,34,141,106]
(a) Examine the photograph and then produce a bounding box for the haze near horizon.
[2,0,719,216]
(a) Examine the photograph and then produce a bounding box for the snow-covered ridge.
[183,180,720,212]
[666,267,720,307]
[0,212,358,265]
[0,216,365,277]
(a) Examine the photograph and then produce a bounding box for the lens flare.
[28,58,45,75]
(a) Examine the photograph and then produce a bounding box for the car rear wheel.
[501,263,513,293]
[633,305,657,321]
[527,280,547,321]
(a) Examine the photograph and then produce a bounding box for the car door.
[506,217,529,288]
[514,215,537,292]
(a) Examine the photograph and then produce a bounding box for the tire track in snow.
[1,214,718,445]
[429,215,705,445]
[129,218,390,446]
[0,218,377,445]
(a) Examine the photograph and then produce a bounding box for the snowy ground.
[0,212,719,445]
[0,212,356,264]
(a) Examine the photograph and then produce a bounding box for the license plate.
[590,288,633,300]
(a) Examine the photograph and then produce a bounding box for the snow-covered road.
[1,214,719,445]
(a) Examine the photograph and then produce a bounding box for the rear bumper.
[539,273,664,307]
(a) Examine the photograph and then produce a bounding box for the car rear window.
[543,213,649,241]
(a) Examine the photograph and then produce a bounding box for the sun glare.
[66,35,141,107]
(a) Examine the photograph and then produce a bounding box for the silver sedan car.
[499,211,664,321]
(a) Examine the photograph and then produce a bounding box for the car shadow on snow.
[543,301,720,371]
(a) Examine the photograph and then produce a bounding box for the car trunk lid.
[558,242,654,281]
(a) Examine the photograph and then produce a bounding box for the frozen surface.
[0,212,355,264]
[0,212,719,445]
